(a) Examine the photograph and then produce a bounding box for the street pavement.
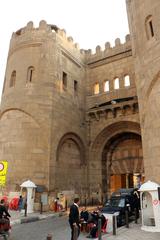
[9,209,59,225]
[101,222,160,240]
[8,210,160,240]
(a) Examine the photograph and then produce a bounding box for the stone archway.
[55,132,86,195]
[102,132,143,197]
[89,121,143,200]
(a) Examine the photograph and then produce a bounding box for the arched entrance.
[89,121,144,200]
[102,132,143,198]
[55,132,86,195]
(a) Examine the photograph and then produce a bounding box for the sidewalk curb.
[10,219,21,226]
[10,211,67,226]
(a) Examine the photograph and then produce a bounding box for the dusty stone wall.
[0,17,143,199]
[0,21,87,195]
[45,25,87,195]
[0,21,55,191]
[85,37,140,196]
[126,0,160,182]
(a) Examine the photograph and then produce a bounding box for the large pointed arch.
[56,132,85,165]
[55,132,86,193]
[89,121,143,199]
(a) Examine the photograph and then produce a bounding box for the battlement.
[9,20,82,56]
[84,34,131,65]
[9,20,131,63]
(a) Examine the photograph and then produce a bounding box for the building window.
[74,80,78,92]
[104,80,109,92]
[124,75,130,87]
[94,83,99,94]
[114,78,119,89]
[27,66,35,82]
[145,15,154,40]
[10,70,16,87]
[62,72,67,90]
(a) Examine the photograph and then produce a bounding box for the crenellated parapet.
[10,20,52,47]
[9,20,84,60]
[9,20,131,65]
[84,34,132,65]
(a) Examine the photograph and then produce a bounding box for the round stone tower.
[126,0,160,182]
[0,20,86,194]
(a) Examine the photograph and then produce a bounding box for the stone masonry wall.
[0,17,143,199]
[126,0,160,183]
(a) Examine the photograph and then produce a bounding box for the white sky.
[0,0,129,100]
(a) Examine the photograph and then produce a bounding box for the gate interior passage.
[102,132,144,196]
[110,174,144,193]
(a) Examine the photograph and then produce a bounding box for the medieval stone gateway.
[1,0,160,203]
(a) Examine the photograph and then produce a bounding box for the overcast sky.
[0,0,129,100]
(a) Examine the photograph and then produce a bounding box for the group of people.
[69,198,107,240]
[0,195,24,218]
[0,195,26,236]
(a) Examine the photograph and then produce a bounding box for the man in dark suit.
[69,197,80,240]
[0,199,11,218]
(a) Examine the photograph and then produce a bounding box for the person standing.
[69,197,80,240]
[18,195,23,212]
[54,197,59,212]
[0,199,11,219]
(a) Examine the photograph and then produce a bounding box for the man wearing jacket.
[0,199,11,219]
[69,198,80,240]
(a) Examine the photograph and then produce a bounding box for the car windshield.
[105,198,125,208]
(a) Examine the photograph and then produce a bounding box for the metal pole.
[46,234,52,240]
[24,203,27,217]
[112,215,116,235]
[125,210,129,228]
[98,218,102,240]
[134,208,137,224]
[65,200,68,211]
[40,202,43,214]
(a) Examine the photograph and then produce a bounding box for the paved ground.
[9,209,59,225]
[101,223,160,240]
[8,210,160,240]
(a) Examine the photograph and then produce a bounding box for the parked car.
[101,188,140,226]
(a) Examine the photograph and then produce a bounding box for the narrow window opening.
[149,20,154,37]
[74,80,78,92]
[10,71,16,87]
[124,75,130,87]
[29,69,33,82]
[62,72,67,90]
[145,15,154,40]
[27,66,35,83]
[114,78,119,89]
[104,80,109,92]
[94,83,99,94]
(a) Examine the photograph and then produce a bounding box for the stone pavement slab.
[103,223,160,240]
[79,223,160,240]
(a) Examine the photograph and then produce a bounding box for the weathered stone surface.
[2,0,160,200]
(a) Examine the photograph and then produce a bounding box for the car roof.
[111,188,138,197]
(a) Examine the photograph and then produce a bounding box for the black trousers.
[69,222,80,240]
